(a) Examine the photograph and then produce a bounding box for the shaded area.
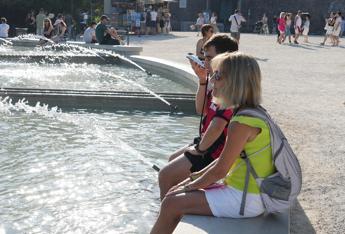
[290,201,316,234]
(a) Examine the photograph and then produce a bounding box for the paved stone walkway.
[130,32,345,234]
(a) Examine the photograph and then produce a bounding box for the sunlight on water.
[0,61,191,93]
[0,43,196,233]
[0,98,198,233]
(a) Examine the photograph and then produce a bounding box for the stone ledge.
[174,212,289,234]
[66,41,143,56]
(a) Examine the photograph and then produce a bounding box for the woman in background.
[303,14,311,43]
[196,24,214,60]
[43,18,54,39]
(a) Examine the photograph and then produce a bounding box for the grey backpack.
[236,106,302,215]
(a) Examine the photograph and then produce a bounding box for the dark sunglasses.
[210,71,221,81]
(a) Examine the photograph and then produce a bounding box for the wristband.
[199,82,207,86]
[195,143,207,154]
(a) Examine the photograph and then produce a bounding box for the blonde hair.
[211,52,262,109]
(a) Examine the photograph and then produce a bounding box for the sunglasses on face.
[203,52,214,61]
[210,70,221,81]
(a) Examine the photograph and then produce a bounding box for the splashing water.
[98,70,172,107]
[0,96,158,169]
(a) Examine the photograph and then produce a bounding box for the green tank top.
[224,115,276,194]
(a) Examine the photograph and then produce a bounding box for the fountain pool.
[0,45,198,233]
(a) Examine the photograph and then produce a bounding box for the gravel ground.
[130,32,345,234]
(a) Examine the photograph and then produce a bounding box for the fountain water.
[0,42,198,233]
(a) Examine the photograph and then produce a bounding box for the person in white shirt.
[195,13,205,36]
[294,10,302,44]
[210,12,219,33]
[83,21,97,43]
[332,11,342,46]
[0,17,10,38]
[150,9,158,34]
[302,14,310,43]
[228,9,246,43]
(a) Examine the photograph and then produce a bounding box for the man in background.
[95,15,121,45]
[36,8,46,35]
[228,9,246,43]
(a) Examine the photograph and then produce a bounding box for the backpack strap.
[234,15,239,26]
[239,151,259,216]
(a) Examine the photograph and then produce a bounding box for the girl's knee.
[158,166,170,184]
[161,196,183,216]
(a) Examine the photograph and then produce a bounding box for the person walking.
[293,10,302,44]
[321,12,336,46]
[332,11,342,46]
[302,14,311,43]
[36,8,46,35]
[261,13,269,34]
[195,13,205,36]
[210,12,219,33]
[284,13,292,43]
[277,12,286,44]
[228,9,246,43]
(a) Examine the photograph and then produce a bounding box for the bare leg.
[151,190,213,234]
[321,34,328,45]
[158,154,193,200]
[168,144,190,162]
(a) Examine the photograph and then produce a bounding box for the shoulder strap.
[239,151,259,216]
[234,15,239,26]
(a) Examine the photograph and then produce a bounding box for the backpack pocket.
[260,173,291,201]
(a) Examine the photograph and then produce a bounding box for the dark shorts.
[100,34,120,45]
[151,21,157,28]
[184,151,215,173]
[230,32,240,41]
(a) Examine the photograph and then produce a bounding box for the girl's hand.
[184,145,203,156]
[189,60,208,83]
[166,184,193,196]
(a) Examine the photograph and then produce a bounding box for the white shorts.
[332,27,341,37]
[205,185,265,218]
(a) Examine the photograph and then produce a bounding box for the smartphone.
[186,53,205,68]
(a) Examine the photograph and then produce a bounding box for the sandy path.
[130,32,345,234]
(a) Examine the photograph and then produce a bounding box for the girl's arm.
[167,121,260,196]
